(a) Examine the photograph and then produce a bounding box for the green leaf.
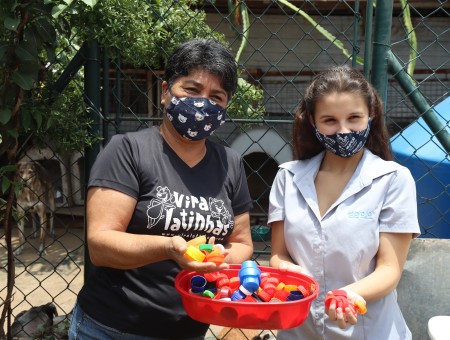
[12,70,34,90]
[81,0,98,7]
[19,60,41,74]
[15,41,38,61]
[4,17,20,31]
[0,108,12,124]
[22,110,33,130]
[34,18,56,44]
[63,0,74,5]
[52,4,68,18]
[7,128,19,138]
[34,110,43,129]
[24,27,44,50]
[2,177,11,194]
[44,43,56,62]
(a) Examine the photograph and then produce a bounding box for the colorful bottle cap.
[261,283,276,297]
[276,282,286,291]
[283,284,298,292]
[287,290,304,301]
[218,286,231,298]
[230,289,246,301]
[257,289,272,302]
[238,285,252,296]
[202,290,215,298]
[354,300,367,314]
[213,244,225,253]
[229,276,240,290]
[324,290,349,310]
[238,260,261,293]
[199,244,214,252]
[297,285,309,297]
[216,276,230,288]
[205,251,225,264]
[190,275,207,293]
[204,272,221,282]
[184,245,206,262]
[243,295,257,302]
[186,235,207,247]
[273,288,289,302]
[261,276,279,286]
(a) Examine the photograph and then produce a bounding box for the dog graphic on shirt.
[146,186,175,229]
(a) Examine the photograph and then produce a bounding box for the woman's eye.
[212,96,224,102]
[350,115,363,121]
[184,87,199,94]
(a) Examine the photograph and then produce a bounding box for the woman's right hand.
[279,261,309,275]
[166,236,229,273]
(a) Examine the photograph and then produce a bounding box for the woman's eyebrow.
[182,79,227,96]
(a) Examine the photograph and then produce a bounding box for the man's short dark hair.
[163,38,238,96]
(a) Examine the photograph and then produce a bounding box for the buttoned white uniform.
[268,149,420,340]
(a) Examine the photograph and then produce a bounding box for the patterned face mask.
[314,119,371,158]
[165,91,226,141]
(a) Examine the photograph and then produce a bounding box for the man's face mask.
[314,119,371,158]
[165,90,226,141]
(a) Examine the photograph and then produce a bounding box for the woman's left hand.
[325,289,366,329]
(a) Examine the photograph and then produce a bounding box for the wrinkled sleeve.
[268,168,287,225]
[379,166,421,237]
[88,134,140,199]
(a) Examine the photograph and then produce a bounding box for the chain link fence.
[2,1,449,339]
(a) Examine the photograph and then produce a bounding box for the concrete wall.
[397,238,450,340]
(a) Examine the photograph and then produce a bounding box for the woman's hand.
[279,261,309,275]
[325,289,366,329]
[166,236,229,273]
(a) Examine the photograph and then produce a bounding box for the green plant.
[70,0,264,119]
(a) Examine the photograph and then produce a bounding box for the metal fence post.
[84,40,101,280]
[388,51,450,153]
[371,0,393,109]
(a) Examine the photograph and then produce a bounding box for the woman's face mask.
[165,90,226,141]
[314,119,371,158]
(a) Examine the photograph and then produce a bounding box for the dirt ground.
[1,219,85,326]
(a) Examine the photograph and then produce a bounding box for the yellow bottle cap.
[354,300,367,314]
[184,245,206,262]
[283,284,298,292]
[186,235,207,247]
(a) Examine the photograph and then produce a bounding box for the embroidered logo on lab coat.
[348,210,375,219]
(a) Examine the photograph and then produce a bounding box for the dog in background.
[15,161,56,255]
[10,303,60,339]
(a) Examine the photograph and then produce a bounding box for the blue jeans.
[69,302,205,340]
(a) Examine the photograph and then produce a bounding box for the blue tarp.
[390,97,450,238]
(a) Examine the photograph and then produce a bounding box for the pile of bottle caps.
[188,260,316,303]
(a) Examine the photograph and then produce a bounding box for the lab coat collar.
[280,149,400,220]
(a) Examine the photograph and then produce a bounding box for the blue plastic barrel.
[390,97,450,238]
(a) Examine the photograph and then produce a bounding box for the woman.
[69,38,254,339]
[268,66,420,339]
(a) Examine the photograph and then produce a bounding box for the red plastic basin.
[175,264,319,330]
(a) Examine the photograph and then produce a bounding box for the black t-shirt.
[77,126,253,338]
